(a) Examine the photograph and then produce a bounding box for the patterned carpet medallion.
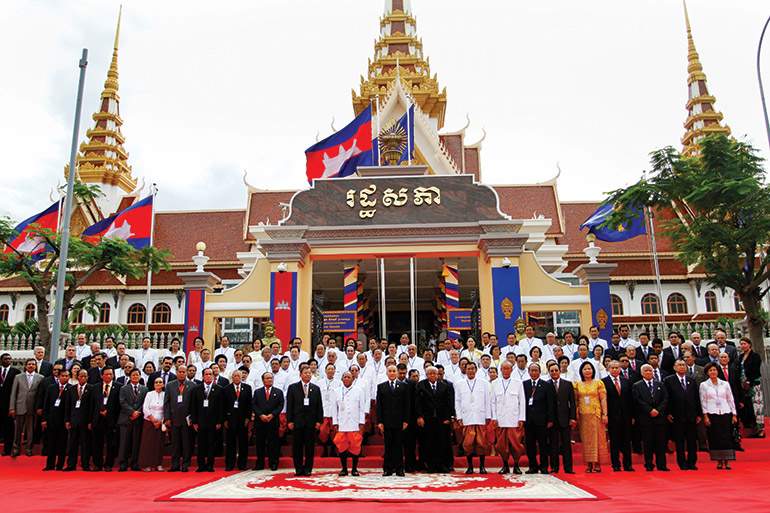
[164,469,601,502]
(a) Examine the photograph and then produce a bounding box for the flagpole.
[144,183,157,337]
[375,94,381,166]
[647,206,668,338]
[407,104,412,166]
[50,49,88,363]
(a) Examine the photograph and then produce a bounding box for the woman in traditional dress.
[574,361,609,472]
[737,338,764,438]
[138,377,165,471]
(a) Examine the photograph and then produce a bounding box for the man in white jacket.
[332,371,367,476]
[491,361,526,474]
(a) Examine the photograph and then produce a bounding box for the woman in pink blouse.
[699,362,737,469]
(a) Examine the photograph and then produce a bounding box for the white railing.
[0,331,183,352]
[624,321,748,342]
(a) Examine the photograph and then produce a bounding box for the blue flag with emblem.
[580,202,647,242]
[378,105,414,165]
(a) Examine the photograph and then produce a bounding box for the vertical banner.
[183,289,205,354]
[343,265,359,341]
[589,281,613,341]
[444,263,460,340]
[271,271,297,352]
[491,266,522,344]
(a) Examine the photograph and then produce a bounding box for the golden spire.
[681,0,731,156]
[352,0,447,129]
[65,5,136,196]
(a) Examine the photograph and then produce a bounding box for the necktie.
[162,372,167,383]
[723,366,728,380]
[27,374,32,388]
[432,383,436,392]
[648,381,653,394]
[391,381,395,391]
[1,368,5,383]
[133,385,138,396]
[104,384,109,397]
[654,370,660,381]
[614,377,621,395]
[681,378,687,390]
[266,387,270,400]
[623,369,629,378]
[79,385,83,397]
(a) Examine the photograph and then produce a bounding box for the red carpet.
[1,436,768,513]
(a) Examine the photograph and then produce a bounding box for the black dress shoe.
[645,466,654,472]
[252,465,265,471]
[479,467,487,475]
[383,471,393,476]
[270,465,278,471]
[207,468,215,472]
[118,466,127,472]
[564,469,575,474]
[624,467,635,472]
[688,465,698,470]
[104,467,112,472]
[181,467,188,472]
[62,467,76,472]
[540,469,549,475]
[465,467,474,474]
[612,466,621,472]
[498,466,510,474]
[525,468,539,474]
[396,471,405,477]
[130,465,141,472]
[168,467,180,472]
[196,468,206,473]
[303,470,312,476]
[551,468,559,473]
[339,469,348,476]
[512,466,522,475]
[658,467,670,472]
[351,470,360,477]
[42,466,54,471]
[225,467,234,471]
[238,466,247,471]
[294,471,303,476]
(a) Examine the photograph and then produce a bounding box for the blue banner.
[323,311,357,332]
[491,266,522,342]
[447,309,473,330]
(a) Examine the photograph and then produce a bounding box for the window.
[705,291,718,313]
[99,303,111,323]
[72,309,83,324]
[733,293,744,312]
[610,294,624,316]
[152,303,171,324]
[23,303,36,321]
[667,293,688,314]
[641,294,660,315]
[0,305,8,323]
[127,303,146,324]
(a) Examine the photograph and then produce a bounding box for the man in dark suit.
[523,363,555,474]
[647,353,668,382]
[1,353,21,456]
[148,356,176,388]
[90,367,121,471]
[223,369,252,471]
[603,360,635,471]
[650,341,672,379]
[86,353,110,385]
[415,366,454,474]
[164,363,194,472]
[106,342,135,369]
[54,345,81,373]
[402,367,420,472]
[605,333,625,361]
[41,368,70,470]
[286,366,323,476]
[190,367,224,472]
[661,333,684,375]
[117,368,147,471]
[63,368,93,471]
[252,371,284,471]
[36,363,62,453]
[377,364,410,476]
[33,346,53,377]
[712,329,738,364]
[664,360,701,470]
[618,354,642,383]
[547,363,575,474]
[687,332,707,360]
[636,333,654,362]
[632,364,669,471]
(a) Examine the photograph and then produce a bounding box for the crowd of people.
[0,326,764,477]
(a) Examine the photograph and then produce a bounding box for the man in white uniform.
[318,363,340,457]
[618,325,639,348]
[396,333,410,355]
[136,337,159,371]
[587,325,608,352]
[454,362,492,474]
[516,326,543,359]
[568,344,598,378]
[491,361,526,474]
[501,333,519,359]
[444,350,462,381]
[406,344,426,379]
[214,336,236,365]
[512,354,529,381]
[436,340,452,367]
[332,371,367,476]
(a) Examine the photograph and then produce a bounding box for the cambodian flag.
[305,107,373,183]
[2,202,60,261]
[82,195,153,249]
[580,202,647,242]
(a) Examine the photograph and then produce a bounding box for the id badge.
[528,397,534,406]
[177,395,183,404]
[470,395,475,404]
[54,398,61,407]
[103,397,108,406]
[233,400,239,409]
[303,397,310,406]
[75,399,81,409]
[584,396,591,405]
[203,399,209,408]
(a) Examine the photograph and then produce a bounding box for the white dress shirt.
[454,377,491,426]
[332,384,367,431]
[284,349,310,362]
[568,357,598,379]
[319,377,341,417]
[143,390,165,422]
[436,350,452,367]
[588,337,608,351]
[620,337,639,348]
[137,348,160,370]
[491,377,527,427]
[214,346,236,364]
[699,379,737,415]
[407,356,426,378]
[75,344,91,361]
[512,366,529,382]
[516,337,543,358]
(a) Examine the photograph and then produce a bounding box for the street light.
[758,14,770,153]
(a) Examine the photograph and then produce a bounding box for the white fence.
[0,332,183,352]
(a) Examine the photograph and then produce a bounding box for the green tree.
[604,134,769,359]
[0,186,172,359]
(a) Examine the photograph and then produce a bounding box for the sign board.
[323,311,357,332]
[447,309,474,330]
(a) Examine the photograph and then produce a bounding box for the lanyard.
[466,378,476,395]
[290,359,299,371]
[342,386,352,400]
[374,361,381,373]
[502,378,511,395]
[531,380,538,397]
[77,385,84,399]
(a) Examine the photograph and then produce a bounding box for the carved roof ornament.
[352,0,447,129]
[680,0,731,157]
[65,6,137,195]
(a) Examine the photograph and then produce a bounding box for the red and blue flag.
[82,195,153,250]
[305,107,373,183]
[2,202,60,261]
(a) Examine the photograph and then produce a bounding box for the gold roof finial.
[103,5,121,97]
[680,0,731,156]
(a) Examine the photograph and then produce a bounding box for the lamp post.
[758,14,770,153]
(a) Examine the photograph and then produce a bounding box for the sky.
[1,0,769,223]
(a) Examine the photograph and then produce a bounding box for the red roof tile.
[246,191,297,239]
[153,210,249,263]
[493,185,562,234]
